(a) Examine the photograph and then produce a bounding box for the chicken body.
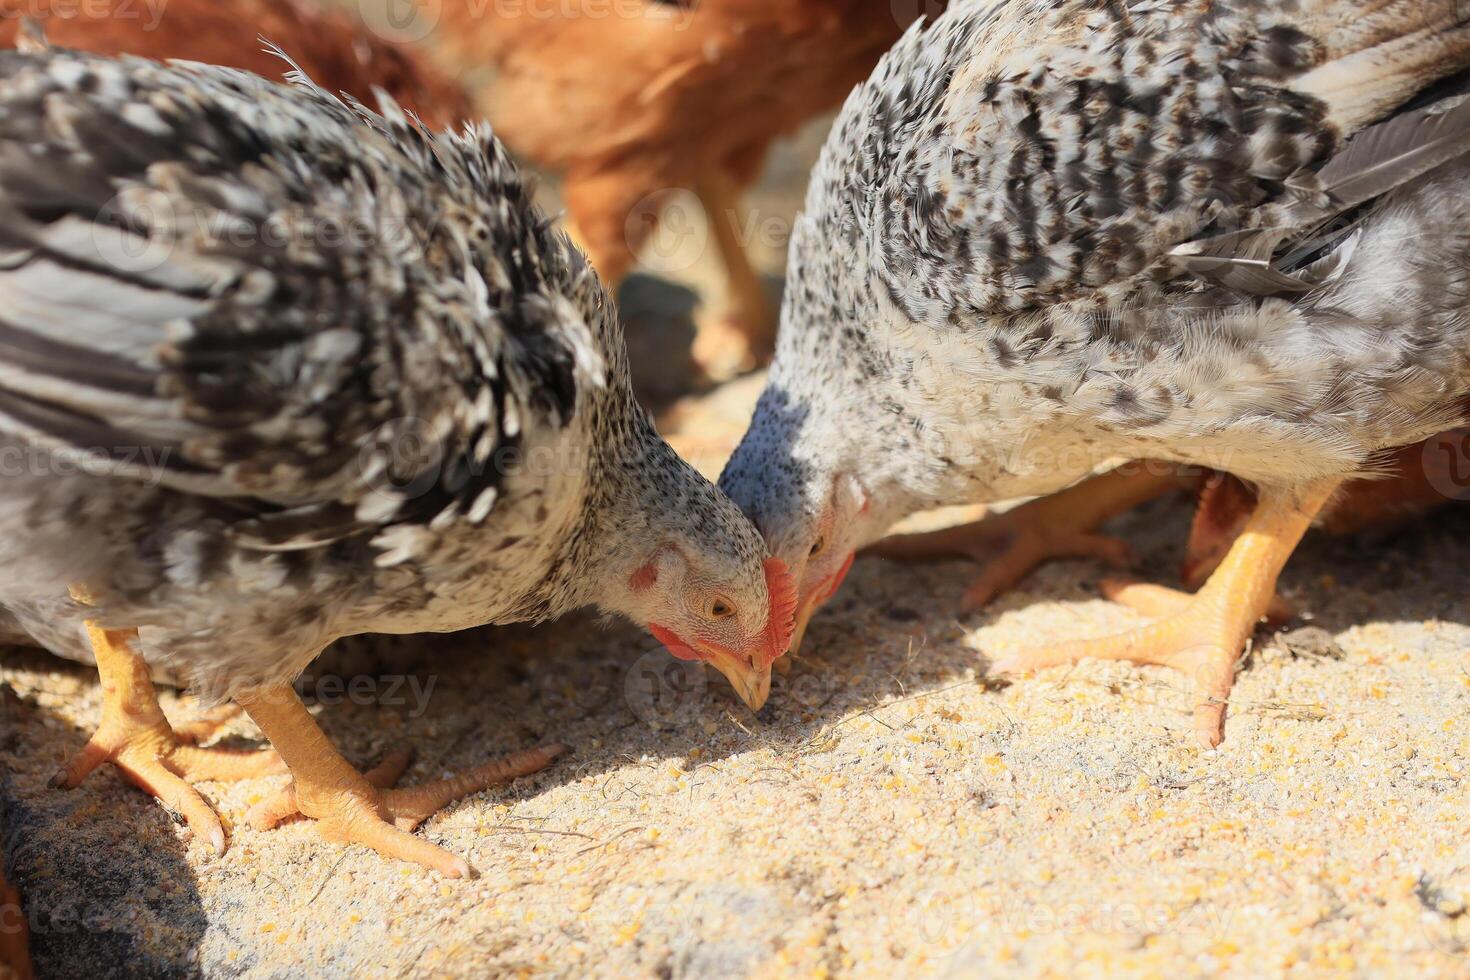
[0,0,471,128]
[0,49,792,871]
[439,0,935,374]
[721,0,1470,744]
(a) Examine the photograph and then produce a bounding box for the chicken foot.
[991,479,1339,748]
[53,589,286,853]
[237,685,564,877]
[867,462,1194,609]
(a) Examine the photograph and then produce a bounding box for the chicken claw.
[238,686,564,877]
[54,593,285,854]
[992,480,1339,747]
[867,462,1191,609]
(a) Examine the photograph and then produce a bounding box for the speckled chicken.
[721,0,1470,746]
[437,0,939,376]
[0,48,794,875]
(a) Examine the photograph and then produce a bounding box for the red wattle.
[760,557,798,665]
[647,623,700,661]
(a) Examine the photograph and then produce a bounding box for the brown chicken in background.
[437,0,938,378]
[0,0,472,128]
[0,844,28,980]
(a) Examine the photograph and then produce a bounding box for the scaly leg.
[237,686,564,877]
[690,173,775,378]
[171,702,249,745]
[1098,576,1296,625]
[0,843,29,980]
[992,480,1340,747]
[867,462,1196,609]
[246,748,413,831]
[54,590,286,853]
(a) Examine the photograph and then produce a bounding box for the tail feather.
[1290,0,1470,130]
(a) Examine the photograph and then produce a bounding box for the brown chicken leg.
[0,845,29,980]
[54,590,286,853]
[992,480,1341,747]
[867,462,1196,608]
[237,685,563,877]
[689,173,776,378]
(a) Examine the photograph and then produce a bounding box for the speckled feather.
[0,49,774,696]
[723,0,1470,556]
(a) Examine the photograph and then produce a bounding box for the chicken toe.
[867,462,1192,609]
[992,480,1339,747]
[53,599,285,854]
[247,748,414,831]
[238,686,564,877]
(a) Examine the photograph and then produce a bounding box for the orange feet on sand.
[992,480,1339,747]
[238,686,563,877]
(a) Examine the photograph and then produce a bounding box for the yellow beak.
[706,648,772,711]
[787,591,825,658]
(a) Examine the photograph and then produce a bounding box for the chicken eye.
[809,536,826,558]
[708,598,735,619]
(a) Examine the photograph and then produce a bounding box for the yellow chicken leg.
[868,462,1194,608]
[992,479,1340,747]
[237,685,564,877]
[54,589,286,853]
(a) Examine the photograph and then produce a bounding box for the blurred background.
[0,0,927,412]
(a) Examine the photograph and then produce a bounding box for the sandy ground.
[4,371,1470,977]
[2,117,1470,979]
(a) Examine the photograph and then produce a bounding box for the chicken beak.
[788,553,855,657]
[787,588,827,658]
[706,649,772,711]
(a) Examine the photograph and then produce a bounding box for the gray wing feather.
[0,50,589,552]
[1172,92,1470,294]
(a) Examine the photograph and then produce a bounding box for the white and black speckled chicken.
[721,0,1470,746]
[0,47,795,876]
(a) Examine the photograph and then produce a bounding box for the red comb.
[760,557,798,666]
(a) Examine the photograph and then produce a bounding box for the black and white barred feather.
[724,0,1470,555]
[0,48,770,694]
